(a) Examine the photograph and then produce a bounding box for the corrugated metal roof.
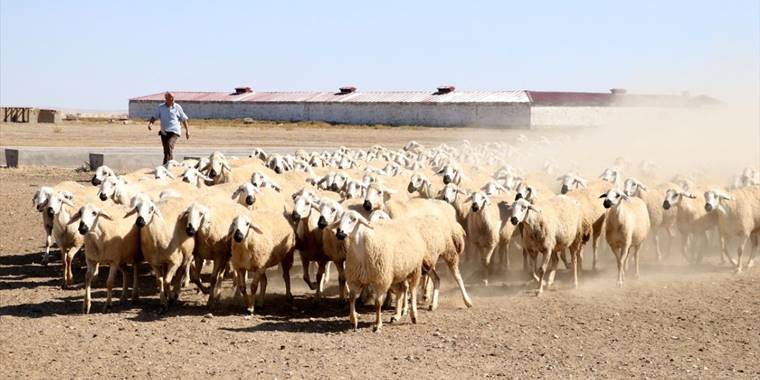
[131,90,531,104]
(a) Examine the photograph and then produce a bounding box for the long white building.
[128,86,717,129]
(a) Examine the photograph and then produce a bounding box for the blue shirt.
[153,103,188,135]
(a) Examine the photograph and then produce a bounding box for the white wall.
[129,100,530,128]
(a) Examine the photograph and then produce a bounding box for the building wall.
[529,106,701,128]
[129,100,531,128]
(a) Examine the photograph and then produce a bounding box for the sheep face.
[183,203,209,237]
[599,168,620,184]
[153,166,175,180]
[334,210,372,241]
[127,196,162,229]
[267,156,286,174]
[481,180,507,197]
[316,200,343,230]
[206,156,230,179]
[599,189,628,209]
[182,168,211,187]
[407,174,427,194]
[344,180,366,199]
[623,178,647,197]
[72,204,112,235]
[91,165,115,186]
[440,184,465,204]
[468,191,491,212]
[292,192,318,222]
[363,185,394,212]
[514,183,533,201]
[97,176,122,201]
[332,173,349,192]
[662,189,696,210]
[509,198,536,226]
[45,192,74,218]
[557,173,586,194]
[438,165,459,185]
[230,215,252,243]
[33,187,55,212]
[703,190,733,212]
[232,183,259,206]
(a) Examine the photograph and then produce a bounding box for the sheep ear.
[99,210,113,220]
[167,171,176,179]
[719,193,734,201]
[61,197,75,208]
[249,223,264,234]
[683,192,696,199]
[123,207,137,218]
[154,207,165,221]
[271,183,282,192]
[67,210,81,225]
[357,216,374,229]
[222,162,231,171]
[231,188,241,199]
[599,193,607,198]
[528,204,542,214]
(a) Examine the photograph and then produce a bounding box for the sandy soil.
[0,120,567,149]
[1,166,758,379]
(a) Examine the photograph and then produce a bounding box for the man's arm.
[182,120,190,140]
[147,116,156,130]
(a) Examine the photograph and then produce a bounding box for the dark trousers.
[160,132,179,165]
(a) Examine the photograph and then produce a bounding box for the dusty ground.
[0,119,570,149]
[1,166,759,379]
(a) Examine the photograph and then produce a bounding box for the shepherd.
[147,92,190,164]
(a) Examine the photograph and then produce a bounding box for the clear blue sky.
[1,1,758,110]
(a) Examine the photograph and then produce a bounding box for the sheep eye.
[91,211,97,216]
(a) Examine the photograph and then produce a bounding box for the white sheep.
[333,210,427,332]
[33,186,58,265]
[125,193,195,312]
[202,151,232,184]
[70,203,141,313]
[90,165,116,186]
[291,190,332,300]
[600,189,651,287]
[181,167,213,188]
[250,171,282,192]
[229,210,297,314]
[623,178,678,261]
[45,191,88,288]
[509,196,585,294]
[663,188,719,264]
[407,173,438,199]
[465,190,517,285]
[704,186,760,272]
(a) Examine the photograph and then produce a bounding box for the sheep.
[623,178,678,261]
[181,198,249,307]
[291,190,332,300]
[663,188,719,264]
[33,186,58,265]
[436,163,464,185]
[600,189,651,287]
[465,190,515,285]
[231,182,288,212]
[407,173,438,199]
[333,210,427,332]
[202,151,232,184]
[250,171,283,192]
[45,191,89,288]
[557,173,612,271]
[704,186,760,272]
[342,179,367,200]
[146,165,176,181]
[229,210,297,314]
[181,167,213,188]
[91,165,116,186]
[509,196,585,294]
[70,203,141,313]
[266,154,292,174]
[439,183,470,227]
[125,193,195,312]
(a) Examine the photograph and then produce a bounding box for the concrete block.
[5,149,19,167]
[89,153,104,169]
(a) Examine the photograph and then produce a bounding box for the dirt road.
[1,167,758,378]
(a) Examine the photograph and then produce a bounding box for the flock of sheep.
[32,139,759,331]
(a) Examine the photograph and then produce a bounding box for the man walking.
[147,92,190,164]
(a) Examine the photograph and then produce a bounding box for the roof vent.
[338,86,356,94]
[610,88,627,95]
[234,87,252,95]
[435,85,455,95]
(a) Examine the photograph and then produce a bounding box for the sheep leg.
[536,250,552,296]
[119,264,128,304]
[155,266,168,313]
[408,269,421,325]
[336,260,348,302]
[207,258,227,309]
[314,261,326,302]
[236,269,253,314]
[42,233,52,266]
[591,219,604,271]
[60,247,73,289]
[617,246,630,288]
[191,257,210,294]
[348,283,362,331]
[445,255,473,308]
[301,255,316,290]
[559,249,571,270]
[428,269,440,312]
[373,288,386,333]
[522,248,529,274]
[735,236,749,273]
[681,234,692,264]
[420,273,430,303]
[390,283,406,323]
[131,263,139,301]
[719,236,737,267]
[281,251,295,303]
[83,260,97,314]
[747,233,758,268]
[571,246,579,289]
[633,244,642,279]
[322,262,332,289]
[546,251,559,287]
[653,231,663,261]
[165,262,182,305]
[249,271,261,311]
[104,265,118,312]
[256,272,268,308]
